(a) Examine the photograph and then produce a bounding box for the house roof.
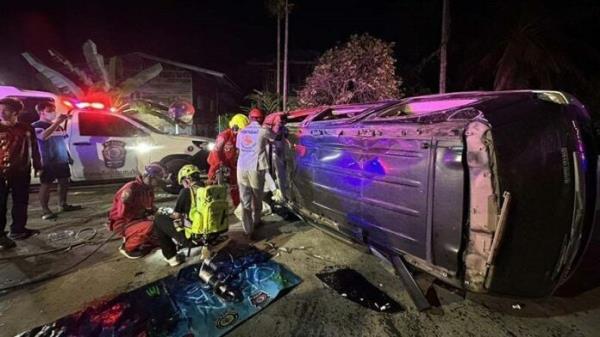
[128,52,241,93]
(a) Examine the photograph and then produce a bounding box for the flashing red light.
[75,101,107,110]
[90,102,105,109]
[62,100,74,108]
[76,102,91,109]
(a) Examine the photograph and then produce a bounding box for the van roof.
[0,86,58,100]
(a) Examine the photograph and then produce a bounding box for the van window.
[311,104,384,122]
[79,112,146,137]
[369,99,479,121]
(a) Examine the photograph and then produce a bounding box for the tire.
[161,158,190,194]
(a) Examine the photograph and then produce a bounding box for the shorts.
[40,163,71,183]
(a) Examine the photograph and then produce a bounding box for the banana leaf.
[22,52,84,97]
[117,63,163,96]
[48,49,94,87]
[107,56,120,87]
[35,73,61,94]
[82,40,110,91]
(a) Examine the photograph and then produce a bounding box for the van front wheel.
[162,158,190,194]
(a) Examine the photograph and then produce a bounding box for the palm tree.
[282,0,292,112]
[464,2,598,93]
[439,0,450,93]
[266,0,285,103]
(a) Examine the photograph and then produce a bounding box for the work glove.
[271,189,284,203]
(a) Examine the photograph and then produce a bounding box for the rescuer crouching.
[108,163,166,259]
[153,164,229,266]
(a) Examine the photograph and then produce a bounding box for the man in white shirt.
[236,108,276,239]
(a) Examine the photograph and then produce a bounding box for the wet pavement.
[1,183,600,336]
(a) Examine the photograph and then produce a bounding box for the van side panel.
[431,139,466,273]
[360,130,432,260]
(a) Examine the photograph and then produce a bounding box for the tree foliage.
[298,34,402,107]
[241,89,299,113]
[464,2,599,98]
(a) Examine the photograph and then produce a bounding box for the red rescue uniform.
[108,176,155,252]
[207,128,240,206]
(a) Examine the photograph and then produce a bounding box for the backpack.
[186,185,229,238]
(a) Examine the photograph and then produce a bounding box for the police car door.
[69,111,148,181]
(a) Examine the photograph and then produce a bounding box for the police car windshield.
[128,116,168,134]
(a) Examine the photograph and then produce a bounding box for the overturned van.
[279,90,598,301]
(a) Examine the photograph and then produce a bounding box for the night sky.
[1,0,599,96]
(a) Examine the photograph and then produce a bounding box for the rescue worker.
[0,98,42,249]
[108,162,166,259]
[236,108,278,239]
[207,113,250,206]
[153,164,205,266]
[32,101,81,220]
[263,112,287,203]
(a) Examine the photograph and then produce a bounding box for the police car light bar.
[74,101,106,110]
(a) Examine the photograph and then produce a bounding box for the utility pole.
[276,9,281,105]
[283,0,289,112]
[439,0,450,93]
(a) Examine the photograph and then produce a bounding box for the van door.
[359,124,433,260]
[69,111,150,181]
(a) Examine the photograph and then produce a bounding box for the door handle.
[73,142,92,146]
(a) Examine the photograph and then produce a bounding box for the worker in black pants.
[153,164,224,266]
[0,98,43,249]
[153,213,188,265]
[152,165,200,266]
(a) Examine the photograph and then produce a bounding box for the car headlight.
[193,140,215,151]
[126,142,163,154]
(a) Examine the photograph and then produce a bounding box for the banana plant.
[22,39,163,114]
[241,89,299,113]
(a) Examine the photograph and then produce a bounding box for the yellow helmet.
[177,164,201,185]
[229,113,250,130]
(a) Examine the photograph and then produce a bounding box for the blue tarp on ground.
[17,251,301,337]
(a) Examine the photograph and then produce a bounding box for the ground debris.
[512,303,524,310]
[316,266,404,313]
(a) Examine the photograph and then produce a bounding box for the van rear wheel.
[162,158,190,194]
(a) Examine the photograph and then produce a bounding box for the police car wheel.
[161,158,190,194]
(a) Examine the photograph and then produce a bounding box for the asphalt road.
[0,184,599,336]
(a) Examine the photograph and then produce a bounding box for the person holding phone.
[32,102,81,220]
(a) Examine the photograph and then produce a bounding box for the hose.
[0,227,99,261]
[0,231,117,293]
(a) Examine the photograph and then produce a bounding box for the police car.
[1,86,214,193]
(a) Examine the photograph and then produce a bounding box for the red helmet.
[249,108,264,120]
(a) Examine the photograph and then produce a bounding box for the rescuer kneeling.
[153,164,229,266]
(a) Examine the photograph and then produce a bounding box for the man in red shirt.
[206,113,249,206]
[108,163,166,259]
[0,98,43,249]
